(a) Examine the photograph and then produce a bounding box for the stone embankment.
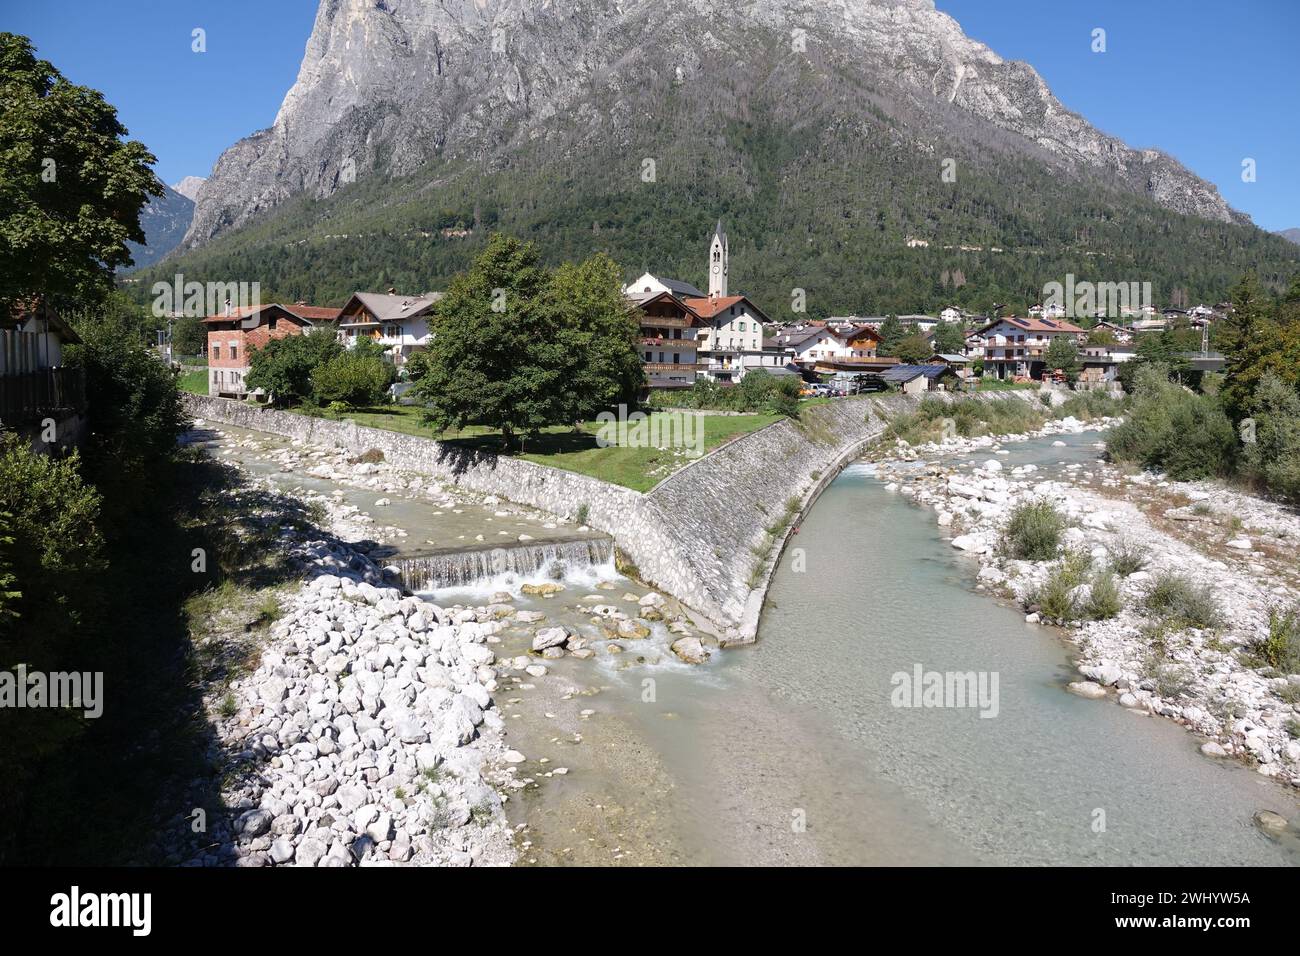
[182,392,1032,643]
[876,422,1300,788]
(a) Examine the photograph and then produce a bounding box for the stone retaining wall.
[183,390,1039,642]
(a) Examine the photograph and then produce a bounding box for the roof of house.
[682,295,747,319]
[976,315,1087,335]
[203,303,340,326]
[633,275,707,298]
[342,291,442,323]
[1,297,82,344]
[881,364,953,383]
[931,353,970,363]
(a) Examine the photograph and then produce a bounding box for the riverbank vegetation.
[646,371,802,418]
[1107,273,1300,505]
[1001,500,1067,561]
[882,390,1127,448]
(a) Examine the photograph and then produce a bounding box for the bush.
[1241,372,1300,505]
[1035,566,1079,622]
[1106,364,1237,480]
[1106,538,1149,577]
[1254,606,1300,675]
[245,328,343,406]
[1084,570,1123,620]
[1001,500,1066,561]
[1143,573,1222,629]
[311,352,394,408]
[1056,390,1125,421]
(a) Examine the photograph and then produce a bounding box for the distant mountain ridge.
[142,0,1296,314]
[122,184,194,271]
[185,0,1246,246]
[171,176,206,202]
[1277,228,1300,245]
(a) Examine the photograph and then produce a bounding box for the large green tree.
[0,33,162,310]
[413,234,641,447]
[245,328,343,406]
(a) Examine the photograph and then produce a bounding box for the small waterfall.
[395,537,615,592]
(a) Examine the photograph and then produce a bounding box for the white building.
[336,291,443,364]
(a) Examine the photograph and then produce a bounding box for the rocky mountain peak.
[184,0,1241,248]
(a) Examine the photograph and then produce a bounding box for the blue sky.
[4,0,1297,230]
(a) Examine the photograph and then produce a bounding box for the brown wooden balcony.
[640,337,697,349]
[643,362,704,373]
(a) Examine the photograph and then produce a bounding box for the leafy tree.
[1044,337,1080,382]
[537,253,643,423]
[412,234,641,446]
[171,317,207,357]
[1242,372,1300,504]
[311,352,393,408]
[0,434,105,645]
[65,312,188,494]
[1086,327,1116,346]
[1221,274,1300,419]
[1107,364,1237,480]
[245,328,342,406]
[403,349,432,382]
[895,333,931,365]
[0,33,162,310]
[877,316,906,356]
[930,320,965,354]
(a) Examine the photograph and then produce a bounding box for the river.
[499,431,1300,865]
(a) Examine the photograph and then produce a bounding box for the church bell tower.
[708,219,728,298]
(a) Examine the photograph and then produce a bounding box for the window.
[211,344,220,360]
[229,344,238,361]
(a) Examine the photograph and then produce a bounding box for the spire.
[714,219,727,243]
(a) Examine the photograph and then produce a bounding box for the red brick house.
[204,303,341,398]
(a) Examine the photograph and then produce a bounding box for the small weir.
[395,536,615,591]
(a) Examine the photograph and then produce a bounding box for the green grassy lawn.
[300,404,780,491]
[179,369,208,395]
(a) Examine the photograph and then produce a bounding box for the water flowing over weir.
[394,537,615,591]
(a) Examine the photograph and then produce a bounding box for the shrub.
[245,328,343,406]
[311,352,394,408]
[1057,390,1126,421]
[1106,364,1237,480]
[1084,570,1123,620]
[1241,372,1300,505]
[1034,567,1078,623]
[1106,538,1148,577]
[1001,500,1066,561]
[1253,606,1300,675]
[575,503,589,526]
[1143,573,1222,629]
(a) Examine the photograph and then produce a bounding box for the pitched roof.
[343,291,443,323]
[881,364,953,383]
[202,303,338,326]
[977,315,1087,335]
[637,275,707,298]
[682,295,747,319]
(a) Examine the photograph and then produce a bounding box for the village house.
[629,290,703,389]
[1089,320,1134,344]
[625,221,784,385]
[977,315,1087,380]
[336,291,442,365]
[204,302,341,399]
[0,298,87,452]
